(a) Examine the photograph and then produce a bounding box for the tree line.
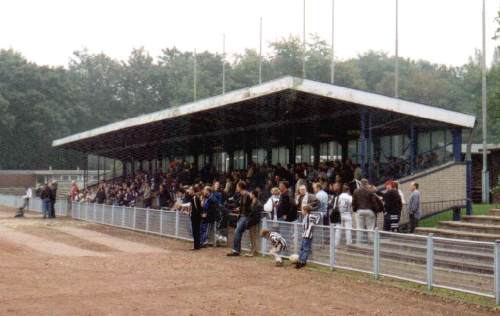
[0,25,499,170]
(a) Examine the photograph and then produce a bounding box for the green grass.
[419,204,497,228]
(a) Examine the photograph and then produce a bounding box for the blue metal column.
[452,128,463,162]
[359,111,367,178]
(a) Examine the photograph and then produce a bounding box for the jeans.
[232,216,248,253]
[200,221,209,245]
[299,237,312,264]
[42,199,51,218]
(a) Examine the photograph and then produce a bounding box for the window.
[197,154,208,171]
[212,152,229,172]
[296,144,313,164]
[272,146,289,165]
[233,150,245,170]
[319,141,342,162]
[251,148,267,165]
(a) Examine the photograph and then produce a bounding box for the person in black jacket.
[158,184,170,209]
[246,190,263,257]
[49,181,58,218]
[185,187,202,250]
[227,181,252,256]
[277,181,296,222]
[95,184,106,204]
[382,181,402,232]
[40,184,51,219]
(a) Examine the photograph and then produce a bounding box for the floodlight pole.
[222,34,226,94]
[302,0,306,79]
[259,17,263,84]
[330,0,335,84]
[394,0,399,98]
[481,0,489,203]
[193,49,197,102]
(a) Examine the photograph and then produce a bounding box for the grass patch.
[419,204,497,228]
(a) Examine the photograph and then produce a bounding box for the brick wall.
[398,163,466,203]
[0,174,36,188]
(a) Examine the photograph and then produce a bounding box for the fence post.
[111,204,115,225]
[93,203,97,222]
[426,233,434,291]
[330,225,336,271]
[175,210,180,238]
[495,240,500,305]
[261,220,268,254]
[213,220,218,247]
[293,222,299,253]
[146,209,150,232]
[160,211,164,235]
[373,228,380,279]
[133,207,136,229]
[122,206,125,227]
[101,204,105,223]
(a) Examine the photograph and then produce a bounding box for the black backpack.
[330,195,341,224]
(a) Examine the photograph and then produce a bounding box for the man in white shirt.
[313,183,329,225]
[15,187,32,218]
[333,184,353,246]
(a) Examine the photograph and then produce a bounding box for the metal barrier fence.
[65,201,500,303]
[0,193,68,216]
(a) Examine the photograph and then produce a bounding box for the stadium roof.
[53,76,476,161]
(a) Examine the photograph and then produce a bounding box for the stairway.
[416,208,500,242]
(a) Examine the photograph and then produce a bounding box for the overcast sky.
[0,0,499,67]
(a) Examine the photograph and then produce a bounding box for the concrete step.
[438,221,500,235]
[489,209,500,217]
[347,243,492,274]
[377,239,492,262]
[415,227,500,242]
[462,215,500,225]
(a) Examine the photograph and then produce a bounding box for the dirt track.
[0,207,497,315]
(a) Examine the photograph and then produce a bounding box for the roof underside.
[53,77,476,161]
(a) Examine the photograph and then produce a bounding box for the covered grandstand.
[52,76,476,212]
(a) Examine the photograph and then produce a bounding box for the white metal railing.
[65,201,500,304]
[0,193,68,216]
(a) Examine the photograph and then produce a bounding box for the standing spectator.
[41,184,51,219]
[334,184,353,246]
[49,181,58,218]
[95,184,106,204]
[68,180,79,202]
[143,182,152,208]
[295,205,320,269]
[277,181,296,222]
[263,187,280,221]
[313,183,328,225]
[227,181,252,256]
[245,190,263,257]
[158,184,170,209]
[296,185,319,217]
[382,181,402,232]
[408,182,421,233]
[185,187,202,250]
[200,186,217,247]
[15,186,32,218]
[352,179,379,242]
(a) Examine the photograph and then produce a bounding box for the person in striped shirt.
[296,205,321,269]
[260,229,287,266]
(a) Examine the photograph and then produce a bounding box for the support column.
[341,137,348,163]
[228,151,234,171]
[359,112,368,178]
[122,160,127,178]
[409,124,418,173]
[313,142,320,169]
[97,156,100,184]
[367,112,373,182]
[267,148,272,166]
[466,130,473,215]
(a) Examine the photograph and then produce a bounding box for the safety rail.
[65,201,499,303]
[0,193,68,216]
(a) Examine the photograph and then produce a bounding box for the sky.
[0,0,499,67]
